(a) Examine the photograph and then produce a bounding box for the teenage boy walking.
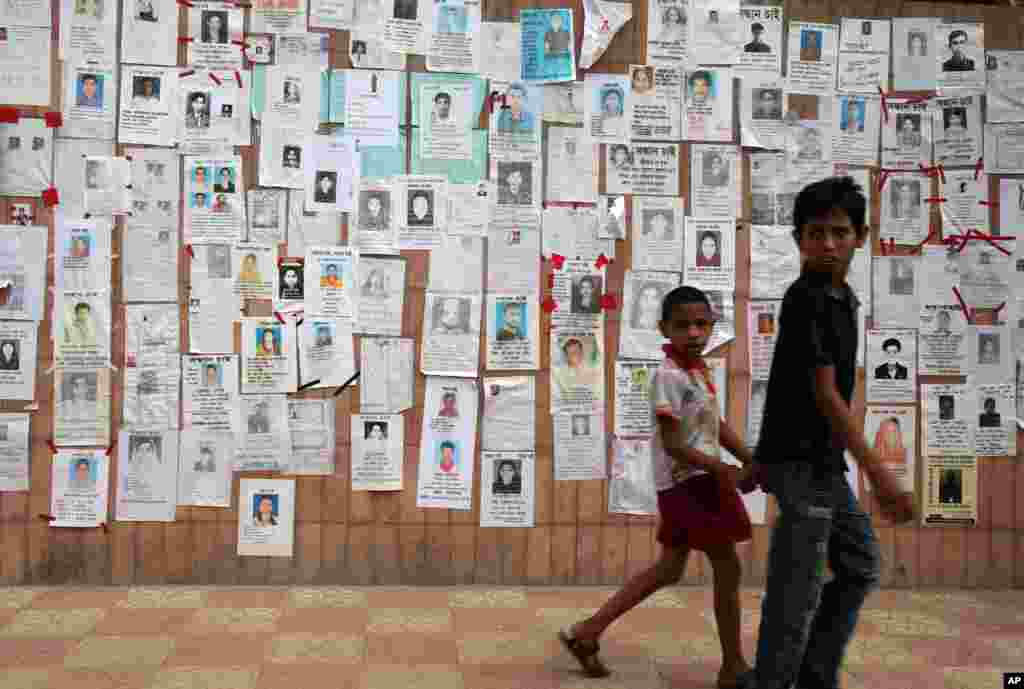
[742,177,914,689]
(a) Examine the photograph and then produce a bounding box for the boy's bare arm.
[718,422,754,465]
[656,415,727,473]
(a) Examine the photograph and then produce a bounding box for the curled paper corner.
[22,403,39,412]
[1015,417,1024,432]
[0,279,10,289]
[579,0,634,70]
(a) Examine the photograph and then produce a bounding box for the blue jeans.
[751,462,880,689]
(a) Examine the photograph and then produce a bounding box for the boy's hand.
[713,463,743,486]
[865,463,915,524]
[736,463,760,494]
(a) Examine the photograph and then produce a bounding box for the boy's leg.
[704,543,750,685]
[750,464,833,689]
[795,477,880,689]
[572,544,689,641]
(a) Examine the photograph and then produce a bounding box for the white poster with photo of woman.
[241,317,298,394]
[618,271,679,362]
[685,218,735,292]
[864,405,916,495]
[238,478,295,557]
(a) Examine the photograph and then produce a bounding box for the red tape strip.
[44,112,63,128]
[0,107,19,123]
[209,72,222,86]
[234,70,243,87]
[41,188,59,207]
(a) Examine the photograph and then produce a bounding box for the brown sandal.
[558,628,611,678]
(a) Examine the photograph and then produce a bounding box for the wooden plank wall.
[0,0,1022,587]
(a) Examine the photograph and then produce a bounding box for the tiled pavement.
[0,586,1021,689]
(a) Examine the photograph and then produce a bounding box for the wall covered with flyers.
[0,0,1021,587]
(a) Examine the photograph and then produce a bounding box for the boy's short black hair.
[660,285,711,322]
[792,176,867,239]
[882,337,901,352]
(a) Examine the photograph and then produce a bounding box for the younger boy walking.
[559,285,757,689]
[743,177,914,689]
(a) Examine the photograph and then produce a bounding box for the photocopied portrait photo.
[58,371,98,420]
[319,261,345,288]
[889,258,915,295]
[571,274,603,314]
[431,296,471,335]
[359,190,391,230]
[641,209,674,241]
[76,73,103,109]
[497,161,533,206]
[840,96,865,132]
[799,28,823,61]
[942,28,975,72]
[128,434,162,467]
[201,362,222,388]
[702,151,730,187]
[201,10,229,44]
[688,69,715,108]
[978,332,1000,364]
[185,92,211,129]
[570,414,591,437]
[752,88,782,120]
[252,493,279,526]
[406,190,435,226]
[364,421,389,440]
[495,301,526,341]
[314,171,337,203]
[207,244,231,278]
[255,326,282,357]
[131,75,162,106]
[630,282,665,331]
[437,439,459,473]
[491,459,522,495]
[278,264,303,299]
[890,180,922,219]
[0,339,20,370]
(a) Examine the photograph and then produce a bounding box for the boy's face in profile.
[796,207,864,280]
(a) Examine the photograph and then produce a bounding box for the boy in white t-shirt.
[559,286,757,689]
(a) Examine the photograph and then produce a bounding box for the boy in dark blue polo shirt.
[742,177,914,689]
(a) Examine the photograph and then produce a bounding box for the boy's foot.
[558,626,611,678]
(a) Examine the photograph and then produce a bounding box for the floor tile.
[145,667,259,689]
[164,635,273,667]
[188,608,280,634]
[367,608,453,633]
[119,588,207,609]
[94,609,196,636]
[0,638,78,666]
[288,588,369,609]
[0,589,38,609]
[256,664,364,689]
[0,608,104,637]
[460,664,561,689]
[268,633,365,664]
[30,590,127,609]
[366,632,459,665]
[276,606,369,634]
[457,633,561,665]
[64,636,174,670]
[0,669,50,689]
[453,608,540,635]
[366,590,453,609]
[205,590,287,609]
[361,664,463,689]
[43,669,157,689]
[943,667,1007,689]
[449,590,528,609]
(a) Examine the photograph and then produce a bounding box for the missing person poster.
[0,413,30,491]
[619,272,678,361]
[975,383,1015,457]
[922,454,977,526]
[416,377,478,510]
[479,451,535,527]
[864,406,917,495]
[520,8,575,84]
[554,411,606,480]
[237,395,289,471]
[421,290,482,377]
[238,478,296,556]
[298,317,356,389]
[922,383,973,457]
[287,399,336,474]
[866,329,918,403]
[481,375,535,452]
[51,449,109,528]
[614,361,659,436]
[182,354,239,433]
[114,430,179,522]
[0,322,37,401]
[351,413,404,491]
[304,245,357,319]
[240,317,298,394]
[551,327,606,414]
[178,431,234,507]
[486,293,539,370]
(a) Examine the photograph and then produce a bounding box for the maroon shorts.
[656,473,752,552]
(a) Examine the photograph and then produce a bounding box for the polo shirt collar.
[800,270,860,310]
